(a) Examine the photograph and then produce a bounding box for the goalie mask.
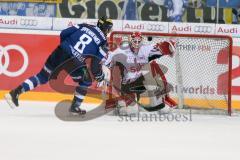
[129,32,143,54]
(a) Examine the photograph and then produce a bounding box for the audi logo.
[0,45,28,77]
[20,19,38,26]
[194,26,212,33]
[147,24,165,31]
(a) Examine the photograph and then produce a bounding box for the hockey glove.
[156,40,176,56]
[95,71,105,82]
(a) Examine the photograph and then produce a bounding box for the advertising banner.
[0,31,59,92]
[52,18,97,31]
[122,20,169,33]
[55,0,237,23]
[52,18,122,31]
[215,24,240,38]
[232,39,240,104]
[1,16,240,38]
[169,22,215,35]
[0,0,238,23]
[0,15,53,30]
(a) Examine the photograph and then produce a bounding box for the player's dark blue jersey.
[60,23,107,63]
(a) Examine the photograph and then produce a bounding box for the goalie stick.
[105,82,176,112]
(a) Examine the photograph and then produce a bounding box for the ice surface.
[0,100,240,160]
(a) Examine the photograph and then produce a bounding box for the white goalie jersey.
[105,44,163,84]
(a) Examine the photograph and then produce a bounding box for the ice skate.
[4,86,22,109]
[69,103,86,116]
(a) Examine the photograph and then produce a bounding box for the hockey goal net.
[108,31,232,115]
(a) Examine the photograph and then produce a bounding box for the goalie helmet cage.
[108,31,232,116]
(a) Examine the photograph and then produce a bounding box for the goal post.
[108,31,233,115]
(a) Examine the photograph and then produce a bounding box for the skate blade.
[69,111,86,117]
[4,94,17,109]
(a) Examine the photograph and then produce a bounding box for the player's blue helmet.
[97,16,113,36]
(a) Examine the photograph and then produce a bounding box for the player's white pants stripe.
[24,79,34,90]
[34,75,41,86]
[74,93,85,100]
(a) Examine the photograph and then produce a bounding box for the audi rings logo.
[0,45,28,77]
[20,19,38,26]
[194,26,212,33]
[147,24,165,31]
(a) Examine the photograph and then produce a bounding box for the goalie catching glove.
[155,40,176,56]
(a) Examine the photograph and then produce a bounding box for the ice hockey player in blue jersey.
[5,16,113,115]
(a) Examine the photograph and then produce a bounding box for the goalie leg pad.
[142,61,172,96]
